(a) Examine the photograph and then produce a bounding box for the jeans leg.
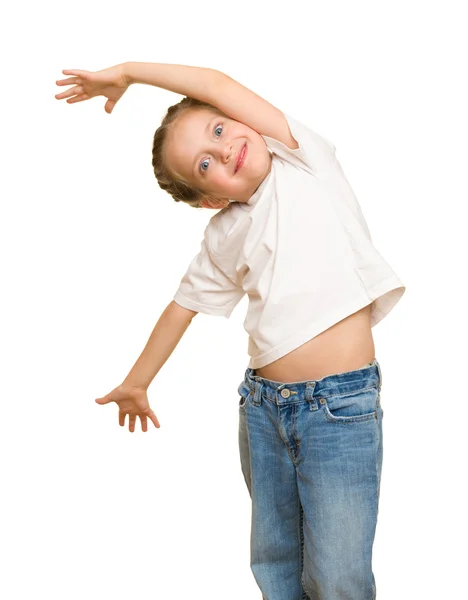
[295,392,383,599]
[238,387,305,600]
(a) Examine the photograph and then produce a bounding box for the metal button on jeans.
[280,388,291,398]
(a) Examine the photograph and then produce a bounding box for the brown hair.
[152,97,225,209]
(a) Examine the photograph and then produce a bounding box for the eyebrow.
[192,116,215,176]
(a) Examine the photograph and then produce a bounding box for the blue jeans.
[237,358,384,600]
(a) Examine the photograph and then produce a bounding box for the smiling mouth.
[235,143,247,173]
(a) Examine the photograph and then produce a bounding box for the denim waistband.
[243,358,383,406]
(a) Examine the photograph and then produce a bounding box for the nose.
[221,142,233,163]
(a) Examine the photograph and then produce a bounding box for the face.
[164,108,272,209]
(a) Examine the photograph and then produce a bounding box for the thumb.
[95,395,112,405]
[104,99,116,114]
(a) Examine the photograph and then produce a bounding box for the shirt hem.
[248,276,405,369]
[173,291,235,318]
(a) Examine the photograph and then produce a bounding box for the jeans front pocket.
[322,385,379,423]
[238,381,251,411]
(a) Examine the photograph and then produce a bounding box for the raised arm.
[124,62,298,149]
[56,61,297,148]
[124,62,220,104]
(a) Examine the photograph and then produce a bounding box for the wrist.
[121,379,148,392]
[122,62,134,86]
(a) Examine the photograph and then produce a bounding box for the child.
[55,62,406,599]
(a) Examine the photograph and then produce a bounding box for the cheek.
[212,169,234,187]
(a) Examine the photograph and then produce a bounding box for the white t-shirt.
[173,113,406,369]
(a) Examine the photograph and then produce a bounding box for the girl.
[55,62,405,599]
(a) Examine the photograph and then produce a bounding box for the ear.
[200,196,229,209]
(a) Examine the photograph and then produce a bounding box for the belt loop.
[375,359,383,391]
[253,380,263,406]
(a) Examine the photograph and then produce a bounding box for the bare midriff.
[254,303,375,383]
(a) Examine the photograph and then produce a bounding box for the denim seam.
[375,426,380,506]
[299,504,312,600]
[243,402,254,496]
[318,383,379,401]
[293,403,301,452]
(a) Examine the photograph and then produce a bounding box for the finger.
[140,415,148,433]
[55,85,83,99]
[95,394,113,405]
[56,76,81,86]
[144,408,160,429]
[66,94,89,104]
[129,415,136,433]
[62,69,88,77]
[119,412,126,427]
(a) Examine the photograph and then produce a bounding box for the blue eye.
[200,124,223,173]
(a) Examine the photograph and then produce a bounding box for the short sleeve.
[173,238,246,319]
[262,112,337,175]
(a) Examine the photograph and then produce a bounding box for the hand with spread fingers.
[95,384,161,432]
[55,63,129,114]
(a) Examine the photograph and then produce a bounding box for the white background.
[1,0,466,598]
